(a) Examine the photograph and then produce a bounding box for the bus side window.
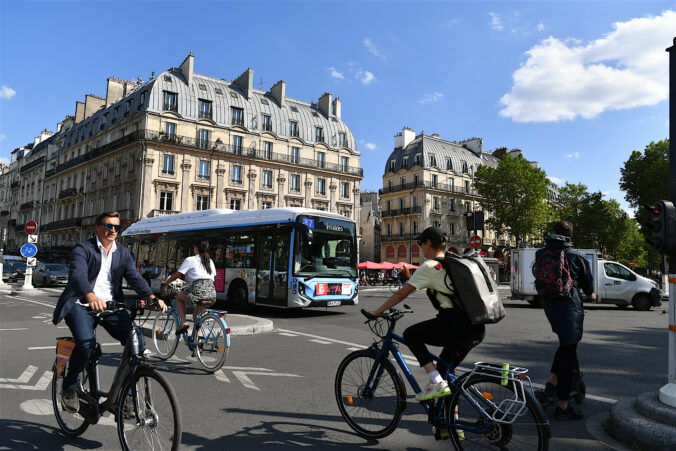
[166,240,177,275]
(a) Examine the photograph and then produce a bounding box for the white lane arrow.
[231,371,302,391]
[0,365,38,383]
[0,370,52,390]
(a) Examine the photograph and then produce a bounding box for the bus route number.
[302,218,315,228]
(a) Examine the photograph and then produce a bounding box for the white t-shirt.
[177,255,216,283]
[407,258,455,309]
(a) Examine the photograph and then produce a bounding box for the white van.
[511,248,661,311]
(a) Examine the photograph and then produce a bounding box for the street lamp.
[409,182,419,264]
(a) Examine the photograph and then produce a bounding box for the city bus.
[121,208,358,309]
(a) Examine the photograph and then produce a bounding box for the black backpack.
[532,249,574,298]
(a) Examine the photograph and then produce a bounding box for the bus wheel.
[227,282,249,310]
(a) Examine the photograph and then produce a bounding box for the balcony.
[198,110,212,120]
[148,209,179,218]
[43,218,82,232]
[231,117,244,126]
[262,122,272,132]
[10,181,20,189]
[163,103,178,112]
[430,208,442,215]
[381,206,422,218]
[20,201,35,211]
[45,168,56,178]
[381,233,416,243]
[58,187,80,200]
[19,156,45,173]
[379,180,478,196]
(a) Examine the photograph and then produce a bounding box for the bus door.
[256,231,290,306]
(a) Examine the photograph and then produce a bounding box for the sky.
[1,1,674,215]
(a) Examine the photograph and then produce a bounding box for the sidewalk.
[139,312,273,338]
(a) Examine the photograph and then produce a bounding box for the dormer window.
[262,115,272,132]
[415,154,421,166]
[315,127,324,143]
[164,75,172,82]
[461,160,468,173]
[198,83,207,90]
[198,99,212,119]
[163,91,178,111]
[289,121,299,137]
[430,154,437,167]
[446,158,452,170]
[260,98,269,105]
[389,160,396,172]
[215,88,223,95]
[290,105,299,113]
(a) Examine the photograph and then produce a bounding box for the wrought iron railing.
[381,206,422,218]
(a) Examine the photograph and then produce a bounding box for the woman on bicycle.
[369,227,485,401]
[161,240,216,335]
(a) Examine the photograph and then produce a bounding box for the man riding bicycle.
[52,211,166,413]
[369,227,485,401]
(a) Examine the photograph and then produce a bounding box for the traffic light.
[644,200,676,254]
[464,212,473,231]
[475,211,485,230]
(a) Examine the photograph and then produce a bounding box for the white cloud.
[363,38,385,59]
[564,152,581,160]
[327,67,344,79]
[0,85,16,99]
[0,134,5,142]
[0,157,8,166]
[356,70,376,85]
[536,22,545,31]
[419,92,444,104]
[548,176,565,185]
[489,12,504,31]
[364,142,377,151]
[499,10,674,122]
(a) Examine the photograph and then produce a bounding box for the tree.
[474,153,550,247]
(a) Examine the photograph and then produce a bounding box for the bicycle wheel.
[445,374,550,450]
[152,310,179,360]
[388,281,400,294]
[195,314,229,372]
[117,367,181,451]
[51,360,89,437]
[334,349,407,439]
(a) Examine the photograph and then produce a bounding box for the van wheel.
[632,294,652,311]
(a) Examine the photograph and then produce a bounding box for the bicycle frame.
[160,299,230,349]
[364,328,494,435]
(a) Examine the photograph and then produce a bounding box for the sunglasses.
[100,223,122,232]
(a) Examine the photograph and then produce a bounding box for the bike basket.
[55,337,76,378]
[463,361,533,424]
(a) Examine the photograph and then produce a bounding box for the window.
[398,223,404,236]
[432,174,438,188]
[400,177,406,185]
[465,201,471,212]
[126,100,131,113]
[449,178,454,190]
[399,198,404,209]
[341,182,349,199]
[413,221,419,235]
[198,160,210,180]
[451,223,456,235]
[229,199,241,210]
[317,152,325,168]
[126,191,132,209]
[389,160,395,172]
[433,197,440,210]
[461,160,468,173]
[231,107,244,126]
[112,195,119,211]
[100,198,105,213]
[129,156,135,173]
[315,127,324,143]
[232,135,242,154]
[115,160,121,177]
[103,165,108,180]
[262,115,272,132]
[91,169,97,184]
[386,224,392,236]
[341,156,349,172]
[415,154,421,166]
[289,121,299,137]
[262,170,273,188]
[140,91,146,105]
[80,173,85,189]
[198,83,207,90]
[464,180,470,193]
[262,201,272,209]
[403,156,409,167]
[263,142,272,159]
[165,122,176,138]
[199,129,210,149]
[230,91,238,99]
[291,146,299,164]
[414,174,420,185]
[89,201,94,216]
[433,220,441,228]
[162,155,175,175]
[196,195,209,211]
[215,88,223,95]
[163,91,177,111]
[231,165,242,184]
[339,132,347,147]
[290,105,298,113]
[446,158,453,170]
[387,200,391,211]
[159,192,174,211]
[290,174,300,192]
[260,98,269,105]
[388,180,393,190]
[164,75,172,82]
[450,198,456,212]
[198,99,212,119]
[430,154,437,167]
[316,178,326,195]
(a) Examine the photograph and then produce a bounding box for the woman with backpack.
[161,240,217,336]
[369,227,485,402]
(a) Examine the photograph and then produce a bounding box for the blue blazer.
[52,238,153,325]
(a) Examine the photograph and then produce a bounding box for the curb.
[608,393,676,450]
[585,411,633,451]
[139,313,274,339]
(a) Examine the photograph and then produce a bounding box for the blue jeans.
[62,303,137,391]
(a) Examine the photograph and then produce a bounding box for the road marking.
[308,339,332,345]
[346,347,362,351]
[278,332,298,337]
[20,398,52,415]
[0,328,28,331]
[5,296,55,308]
[0,370,52,390]
[215,369,230,383]
[28,342,119,350]
[231,370,302,391]
[0,365,38,383]
[278,328,619,405]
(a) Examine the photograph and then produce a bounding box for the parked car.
[3,261,17,282]
[32,263,69,287]
[9,261,27,282]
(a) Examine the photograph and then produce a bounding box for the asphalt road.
[0,284,669,450]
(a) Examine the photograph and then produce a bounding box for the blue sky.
[1,1,674,214]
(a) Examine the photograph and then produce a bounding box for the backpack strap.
[429,257,467,316]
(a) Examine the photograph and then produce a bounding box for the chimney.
[270,80,286,107]
[84,94,105,119]
[234,68,254,99]
[179,52,194,85]
[106,76,125,106]
[75,101,85,123]
[332,97,342,119]
[56,121,63,133]
[318,92,332,116]
[394,127,415,149]
[461,137,483,155]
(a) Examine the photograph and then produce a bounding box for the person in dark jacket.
[535,220,595,421]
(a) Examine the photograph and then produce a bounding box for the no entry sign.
[469,235,482,248]
[25,220,38,235]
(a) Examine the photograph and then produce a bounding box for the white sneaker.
[416,380,451,401]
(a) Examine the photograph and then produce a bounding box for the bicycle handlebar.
[86,298,163,318]
[361,305,414,323]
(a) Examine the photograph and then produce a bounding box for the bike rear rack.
[462,361,533,424]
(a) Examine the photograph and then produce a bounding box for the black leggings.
[403,309,485,376]
[550,343,579,400]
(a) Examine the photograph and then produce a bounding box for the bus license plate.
[327,300,341,307]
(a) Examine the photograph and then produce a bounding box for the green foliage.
[474,153,550,246]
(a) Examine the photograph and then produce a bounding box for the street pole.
[661,37,676,408]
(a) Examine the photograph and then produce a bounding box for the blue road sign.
[20,243,38,258]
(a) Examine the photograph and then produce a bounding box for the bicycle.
[51,299,182,451]
[152,297,230,372]
[387,278,404,293]
[334,307,550,450]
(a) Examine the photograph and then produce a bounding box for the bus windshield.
[294,218,357,279]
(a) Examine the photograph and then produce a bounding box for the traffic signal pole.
[661,37,676,408]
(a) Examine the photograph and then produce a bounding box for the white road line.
[0,365,38,383]
[215,369,231,383]
[278,332,298,337]
[0,328,28,331]
[28,342,120,350]
[231,370,302,391]
[278,327,618,405]
[308,339,332,345]
[5,296,55,309]
[346,347,362,351]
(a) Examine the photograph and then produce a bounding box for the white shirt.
[178,255,216,283]
[92,237,117,302]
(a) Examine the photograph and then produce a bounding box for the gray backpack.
[434,250,506,325]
